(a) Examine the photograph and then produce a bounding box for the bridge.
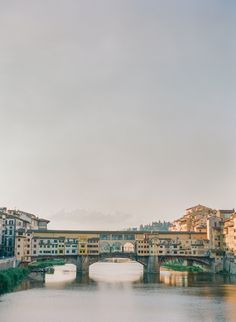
[16,230,221,273]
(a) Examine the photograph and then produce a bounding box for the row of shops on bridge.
[15,230,210,263]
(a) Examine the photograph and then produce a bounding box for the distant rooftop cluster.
[170,204,235,233]
[126,220,171,232]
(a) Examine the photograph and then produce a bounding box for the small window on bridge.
[125,235,135,240]
[112,234,123,240]
[100,234,110,240]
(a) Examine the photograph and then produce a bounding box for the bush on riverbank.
[162,262,204,273]
[0,267,29,295]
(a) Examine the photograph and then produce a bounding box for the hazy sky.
[0,0,235,229]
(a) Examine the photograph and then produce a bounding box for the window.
[125,235,135,241]
[112,234,123,240]
[100,234,110,240]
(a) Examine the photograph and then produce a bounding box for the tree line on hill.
[126,220,171,232]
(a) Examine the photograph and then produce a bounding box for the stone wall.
[224,256,236,275]
[0,257,17,271]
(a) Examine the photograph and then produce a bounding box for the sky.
[0,0,235,230]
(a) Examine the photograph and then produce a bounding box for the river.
[1,262,236,322]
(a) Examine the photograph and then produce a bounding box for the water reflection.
[45,264,76,285]
[43,262,236,288]
[160,269,189,287]
[2,263,236,322]
[89,261,143,283]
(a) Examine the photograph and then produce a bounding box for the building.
[15,230,32,262]
[0,207,50,258]
[207,216,224,252]
[15,230,209,262]
[7,209,49,230]
[224,214,236,255]
[0,213,4,257]
[217,209,235,220]
[170,205,217,232]
[1,213,32,258]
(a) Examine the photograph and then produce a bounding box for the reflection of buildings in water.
[160,270,189,287]
[16,279,44,292]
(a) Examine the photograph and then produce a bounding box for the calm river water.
[1,262,236,322]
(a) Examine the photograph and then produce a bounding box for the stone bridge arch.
[76,253,148,273]
[158,255,214,271]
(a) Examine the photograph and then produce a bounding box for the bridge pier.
[187,259,193,266]
[76,255,100,273]
[76,255,90,273]
[143,272,160,283]
[146,255,160,274]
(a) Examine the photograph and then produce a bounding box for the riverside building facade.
[0,207,49,258]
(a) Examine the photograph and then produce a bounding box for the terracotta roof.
[185,204,210,211]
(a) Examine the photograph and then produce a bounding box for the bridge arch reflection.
[89,259,144,283]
